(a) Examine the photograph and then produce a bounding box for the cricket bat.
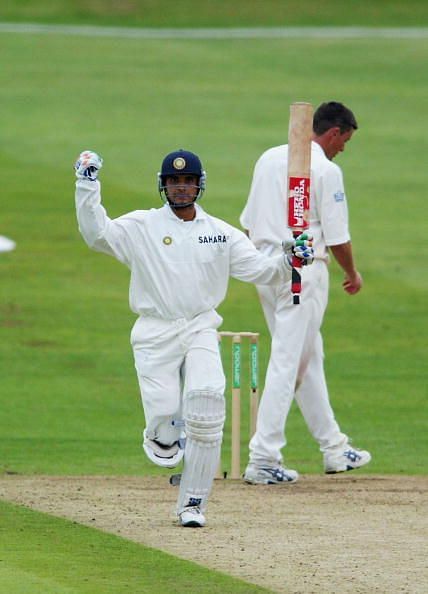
[287,102,313,304]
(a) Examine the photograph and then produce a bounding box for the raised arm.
[74,150,130,265]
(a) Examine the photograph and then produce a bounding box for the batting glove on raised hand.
[74,150,103,181]
[282,233,314,266]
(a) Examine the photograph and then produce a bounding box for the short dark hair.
[313,102,358,135]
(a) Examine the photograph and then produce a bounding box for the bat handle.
[291,231,303,305]
[291,265,301,304]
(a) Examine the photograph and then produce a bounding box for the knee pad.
[183,390,225,444]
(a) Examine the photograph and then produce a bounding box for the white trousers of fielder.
[249,260,347,466]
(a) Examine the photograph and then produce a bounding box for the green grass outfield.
[1,0,428,27]
[0,499,272,594]
[0,3,427,593]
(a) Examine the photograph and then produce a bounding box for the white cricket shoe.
[179,506,206,528]
[142,430,184,469]
[244,463,299,485]
[324,445,371,474]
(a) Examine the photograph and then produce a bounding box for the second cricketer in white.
[240,102,371,485]
[74,148,313,527]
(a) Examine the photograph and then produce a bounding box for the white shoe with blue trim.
[243,463,299,485]
[179,506,206,528]
[324,445,371,473]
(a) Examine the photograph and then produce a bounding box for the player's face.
[325,128,354,160]
[165,174,199,204]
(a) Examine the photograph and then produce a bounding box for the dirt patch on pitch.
[0,474,426,593]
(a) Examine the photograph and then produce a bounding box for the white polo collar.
[163,203,207,222]
[312,141,326,157]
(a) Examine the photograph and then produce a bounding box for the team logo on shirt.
[198,234,228,244]
[334,191,345,202]
[163,236,173,245]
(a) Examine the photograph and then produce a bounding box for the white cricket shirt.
[75,180,291,320]
[240,142,351,260]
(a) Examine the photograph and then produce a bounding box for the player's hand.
[74,150,103,181]
[343,270,362,294]
[282,233,314,266]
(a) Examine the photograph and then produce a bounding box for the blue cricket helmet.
[158,149,206,207]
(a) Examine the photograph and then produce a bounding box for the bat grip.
[291,266,301,304]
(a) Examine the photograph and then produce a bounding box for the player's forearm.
[330,241,363,294]
[231,230,314,285]
[75,179,110,249]
[231,251,291,285]
[329,241,358,278]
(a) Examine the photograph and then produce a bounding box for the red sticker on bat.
[288,176,310,230]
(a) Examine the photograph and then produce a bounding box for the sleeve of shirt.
[229,226,291,285]
[239,149,288,248]
[239,158,262,230]
[75,179,132,266]
[319,164,351,246]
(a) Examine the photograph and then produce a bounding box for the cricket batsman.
[74,148,313,527]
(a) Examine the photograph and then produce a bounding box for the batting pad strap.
[183,390,225,444]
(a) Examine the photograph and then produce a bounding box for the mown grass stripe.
[1,23,428,39]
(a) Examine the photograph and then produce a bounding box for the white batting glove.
[74,150,103,181]
[282,233,314,266]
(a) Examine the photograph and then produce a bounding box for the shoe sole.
[325,462,370,474]
[244,476,298,485]
[325,466,357,474]
[181,520,205,527]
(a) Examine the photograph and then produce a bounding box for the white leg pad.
[177,390,225,515]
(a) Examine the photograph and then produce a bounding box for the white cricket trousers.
[250,260,347,466]
[131,311,226,445]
